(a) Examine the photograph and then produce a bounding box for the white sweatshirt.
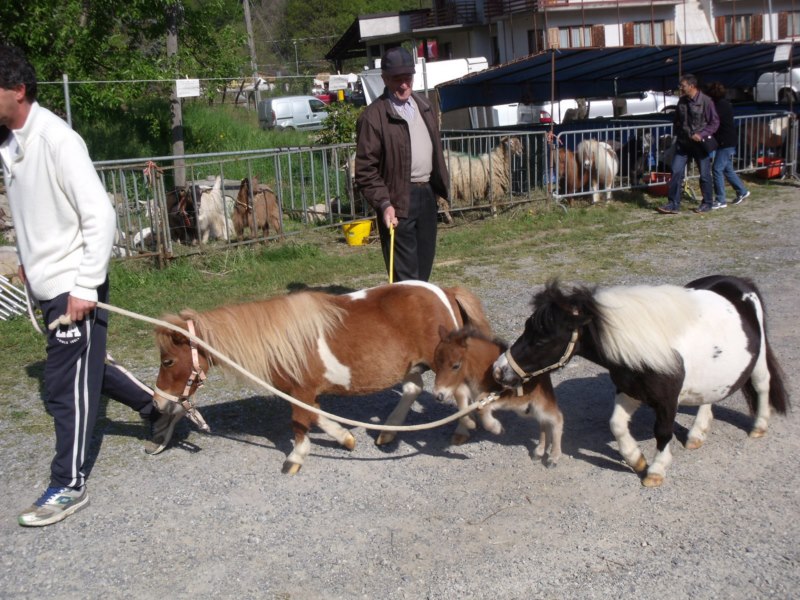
[0,102,115,302]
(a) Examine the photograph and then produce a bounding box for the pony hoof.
[343,432,356,451]
[632,455,648,473]
[685,437,704,450]
[544,459,558,469]
[749,428,767,439]
[282,461,302,475]
[375,432,396,446]
[642,473,664,487]
[450,433,470,446]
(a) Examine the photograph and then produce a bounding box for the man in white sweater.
[0,45,182,527]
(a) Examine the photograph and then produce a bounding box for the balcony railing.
[486,0,539,20]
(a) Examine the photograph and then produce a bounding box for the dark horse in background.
[493,275,788,487]
[166,185,201,244]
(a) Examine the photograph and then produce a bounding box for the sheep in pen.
[443,136,523,213]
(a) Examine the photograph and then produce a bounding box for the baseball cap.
[381,47,416,77]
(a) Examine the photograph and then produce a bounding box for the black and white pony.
[493,275,789,487]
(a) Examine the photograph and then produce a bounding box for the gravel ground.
[1,182,799,599]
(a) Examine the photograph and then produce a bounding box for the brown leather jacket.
[354,91,449,218]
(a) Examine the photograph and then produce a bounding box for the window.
[528,29,545,54]
[723,14,753,42]
[715,13,763,42]
[558,26,592,48]
[632,21,665,45]
[779,11,800,38]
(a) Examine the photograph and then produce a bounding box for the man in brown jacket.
[355,47,449,282]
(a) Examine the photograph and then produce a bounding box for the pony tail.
[765,342,789,414]
[452,287,492,336]
[741,342,789,415]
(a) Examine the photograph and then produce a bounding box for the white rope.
[83,301,496,432]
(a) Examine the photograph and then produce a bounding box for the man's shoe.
[18,486,88,527]
[711,201,727,210]
[693,203,713,213]
[733,190,750,205]
[145,410,184,455]
[656,204,678,214]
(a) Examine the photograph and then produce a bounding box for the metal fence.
[97,111,797,264]
[550,110,798,205]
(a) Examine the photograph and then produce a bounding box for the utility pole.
[242,0,261,106]
[167,1,185,188]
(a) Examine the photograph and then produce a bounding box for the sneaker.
[733,190,750,205]
[145,410,184,455]
[655,204,678,214]
[693,203,713,214]
[711,201,727,210]
[18,486,89,527]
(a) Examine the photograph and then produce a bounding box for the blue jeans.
[712,146,747,203]
[667,143,713,208]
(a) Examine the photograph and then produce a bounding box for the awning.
[437,43,800,112]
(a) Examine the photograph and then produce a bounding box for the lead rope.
[388,225,395,284]
[47,302,497,433]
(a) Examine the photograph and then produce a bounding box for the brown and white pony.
[556,140,619,205]
[233,177,282,240]
[153,281,492,474]
[432,326,563,467]
[576,139,618,204]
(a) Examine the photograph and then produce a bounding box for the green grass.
[182,103,314,155]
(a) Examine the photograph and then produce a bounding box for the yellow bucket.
[342,219,372,246]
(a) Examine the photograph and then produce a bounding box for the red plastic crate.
[755,157,782,179]
[644,171,671,196]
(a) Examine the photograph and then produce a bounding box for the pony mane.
[447,324,508,352]
[166,292,345,385]
[593,284,699,373]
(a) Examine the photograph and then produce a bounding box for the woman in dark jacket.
[706,82,750,209]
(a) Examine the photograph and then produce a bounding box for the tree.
[0,0,248,155]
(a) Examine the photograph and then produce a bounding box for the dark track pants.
[39,279,154,489]
[376,183,438,282]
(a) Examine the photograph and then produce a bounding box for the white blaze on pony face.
[317,336,352,388]
[491,352,516,387]
[674,289,754,405]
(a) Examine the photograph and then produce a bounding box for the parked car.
[754,67,799,104]
[515,104,553,125]
[257,96,329,131]
[314,92,335,104]
[518,91,677,125]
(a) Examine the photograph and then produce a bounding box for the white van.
[518,91,677,125]
[754,67,799,104]
[257,96,329,131]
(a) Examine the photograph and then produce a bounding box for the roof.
[437,43,800,112]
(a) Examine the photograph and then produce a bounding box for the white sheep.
[444,136,523,210]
